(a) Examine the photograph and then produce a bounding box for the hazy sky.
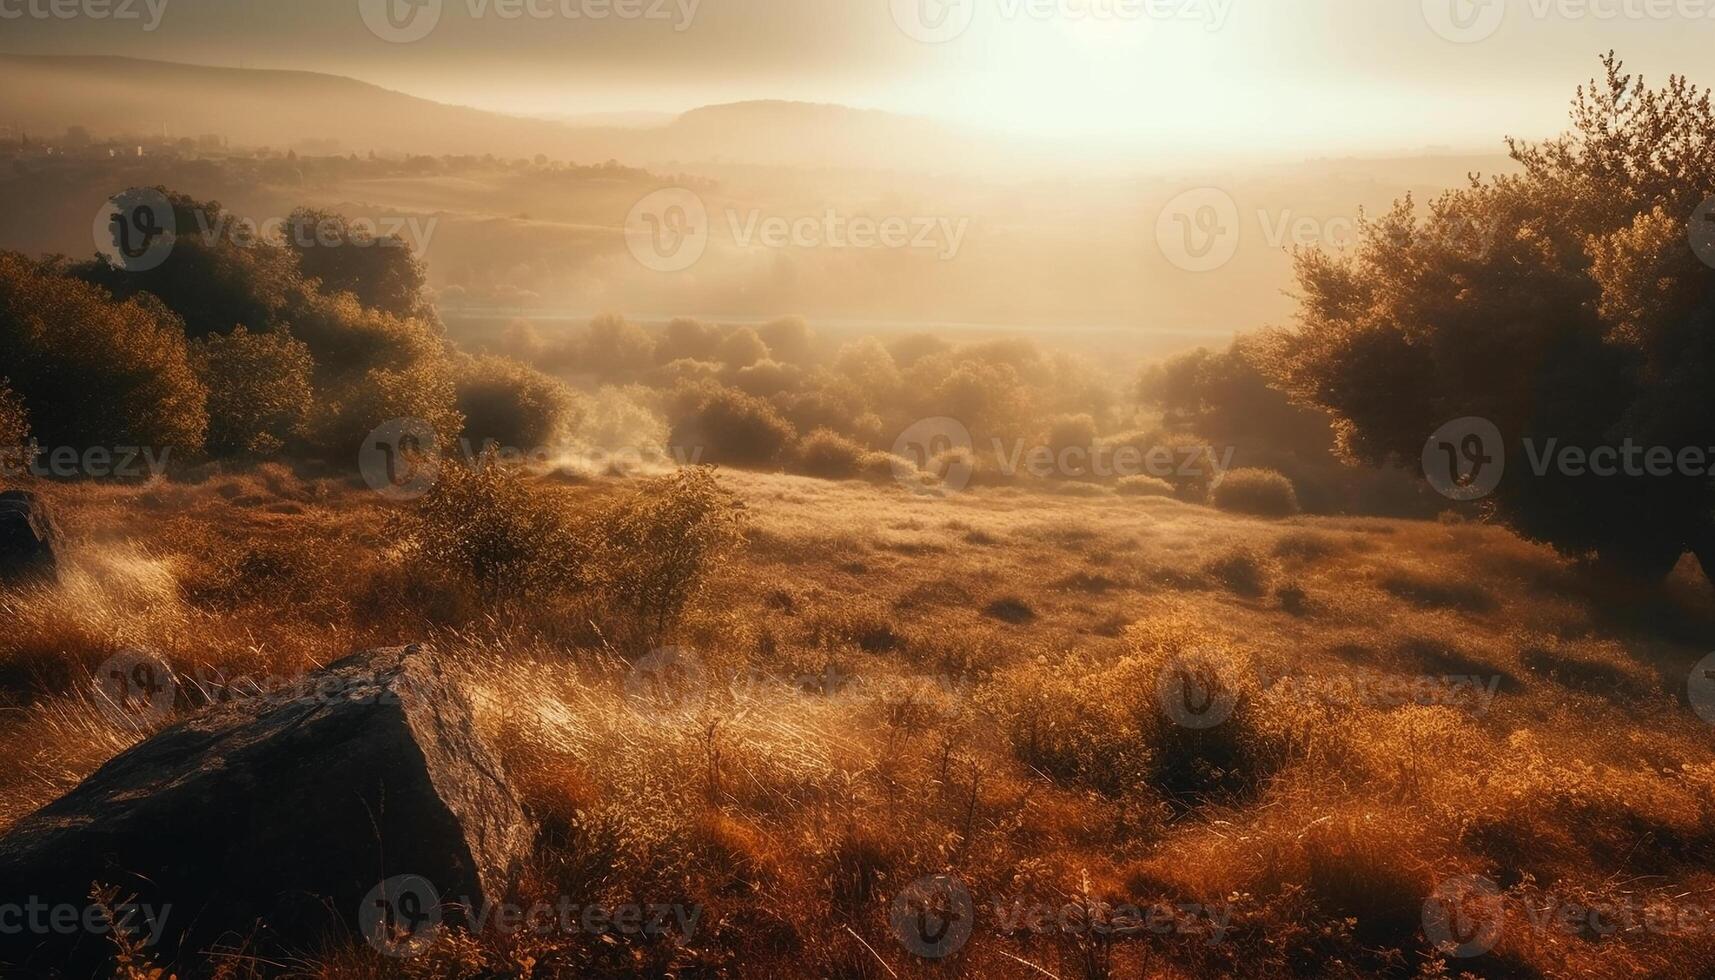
[4,0,1711,159]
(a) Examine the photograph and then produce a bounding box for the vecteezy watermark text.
[0,445,170,480]
[360,875,700,959]
[1425,0,1715,44]
[1424,874,1715,958]
[888,874,1233,960]
[0,897,171,948]
[0,0,168,30]
[359,0,701,43]
[624,188,973,271]
[727,209,970,260]
[890,0,1233,44]
[1421,415,1715,501]
[194,211,439,258]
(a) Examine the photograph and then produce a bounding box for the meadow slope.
[4,466,1715,978]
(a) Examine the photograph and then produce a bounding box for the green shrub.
[1213,467,1301,518]
[1203,546,1277,598]
[0,252,208,454]
[194,327,315,456]
[315,358,464,457]
[455,354,584,450]
[1119,617,1287,800]
[793,428,867,479]
[76,190,302,338]
[400,450,583,600]
[667,382,796,469]
[290,290,444,380]
[1044,413,1098,477]
[283,207,429,319]
[590,466,746,649]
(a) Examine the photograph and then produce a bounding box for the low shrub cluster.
[1213,467,1301,518]
[393,459,746,650]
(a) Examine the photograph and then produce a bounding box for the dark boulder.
[0,646,531,978]
[0,489,61,584]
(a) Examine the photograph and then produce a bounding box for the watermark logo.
[1422,0,1505,42]
[359,0,442,41]
[1423,417,1504,501]
[93,648,177,730]
[360,875,443,958]
[93,188,174,273]
[626,188,709,273]
[890,0,977,41]
[891,417,975,495]
[624,646,711,720]
[727,209,970,260]
[1691,196,1715,269]
[1423,875,1505,957]
[359,418,442,501]
[0,0,169,30]
[1156,651,1239,730]
[1688,652,1715,725]
[1157,187,1240,273]
[890,874,975,959]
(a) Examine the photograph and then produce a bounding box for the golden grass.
[5,465,1715,978]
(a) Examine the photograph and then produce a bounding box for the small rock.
[0,646,531,978]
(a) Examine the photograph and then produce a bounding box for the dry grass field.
[6,463,1715,979]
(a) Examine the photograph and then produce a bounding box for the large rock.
[0,489,60,584]
[0,646,532,978]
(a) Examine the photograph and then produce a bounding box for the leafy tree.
[283,208,431,319]
[193,327,316,456]
[0,252,207,453]
[1141,338,1334,459]
[1265,54,1715,582]
[314,358,464,457]
[76,190,302,338]
[577,314,657,379]
[757,315,815,364]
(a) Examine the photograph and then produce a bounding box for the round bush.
[667,381,796,469]
[1212,468,1301,518]
[454,354,584,450]
[793,428,867,480]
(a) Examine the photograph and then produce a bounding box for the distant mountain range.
[0,54,1017,172]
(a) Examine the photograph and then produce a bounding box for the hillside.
[3,466,1714,977]
[0,55,1009,171]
